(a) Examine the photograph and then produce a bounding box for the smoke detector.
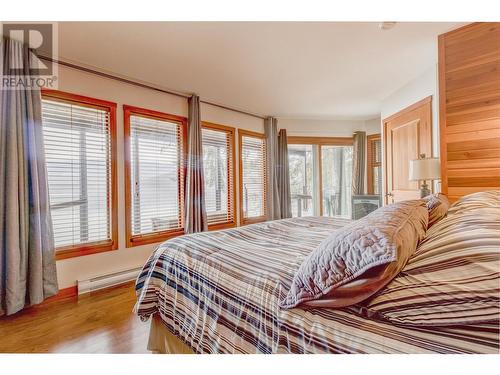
[379,22,397,30]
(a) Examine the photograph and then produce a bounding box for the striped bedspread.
[135,215,499,354]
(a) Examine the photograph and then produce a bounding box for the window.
[41,90,117,260]
[288,144,317,217]
[202,122,236,229]
[288,137,353,219]
[124,106,186,247]
[239,130,266,224]
[367,134,382,195]
[320,145,353,219]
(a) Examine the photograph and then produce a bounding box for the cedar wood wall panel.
[439,22,500,202]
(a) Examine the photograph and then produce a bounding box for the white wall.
[380,65,439,157]
[364,118,382,135]
[55,65,264,289]
[379,64,440,194]
[279,118,380,137]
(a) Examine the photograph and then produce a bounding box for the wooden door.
[384,96,433,204]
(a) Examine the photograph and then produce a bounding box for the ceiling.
[58,22,461,120]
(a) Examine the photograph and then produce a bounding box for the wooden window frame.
[238,129,267,225]
[123,105,188,248]
[41,89,118,260]
[201,121,237,231]
[288,136,354,217]
[367,134,382,194]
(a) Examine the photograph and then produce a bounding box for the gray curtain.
[352,131,367,195]
[184,94,207,233]
[277,129,292,219]
[0,38,58,316]
[265,118,292,220]
[265,117,281,220]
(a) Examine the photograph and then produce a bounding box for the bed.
[135,192,500,354]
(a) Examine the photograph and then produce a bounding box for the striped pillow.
[357,191,500,327]
[449,190,500,214]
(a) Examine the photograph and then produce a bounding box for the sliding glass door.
[288,144,317,217]
[288,139,354,219]
[320,146,353,219]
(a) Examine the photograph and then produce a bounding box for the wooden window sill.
[55,240,118,261]
[208,221,237,231]
[127,229,185,248]
[241,216,267,226]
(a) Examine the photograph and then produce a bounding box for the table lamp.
[409,154,440,198]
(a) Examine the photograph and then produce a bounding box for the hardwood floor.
[0,282,151,353]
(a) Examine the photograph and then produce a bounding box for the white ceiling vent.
[379,22,397,30]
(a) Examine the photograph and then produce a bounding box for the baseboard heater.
[77,267,142,295]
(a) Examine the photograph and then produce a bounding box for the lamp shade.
[409,157,440,181]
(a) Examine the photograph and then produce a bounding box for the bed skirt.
[148,314,195,354]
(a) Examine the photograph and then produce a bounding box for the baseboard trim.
[44,285,78,303]
[77,267,141,295]
[40,279,136,307]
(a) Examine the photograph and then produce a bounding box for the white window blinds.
[241,135,266,220]
[129,114,184,237]
[42,98,113,249]
[202,127,234,226]
[372,138,382,195]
